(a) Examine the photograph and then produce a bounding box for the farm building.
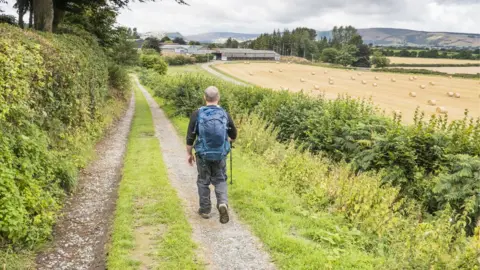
[160,45,210,54]
[212,49,280,61]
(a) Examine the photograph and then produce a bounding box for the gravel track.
[36,94,135,270]
[135,77,275,270]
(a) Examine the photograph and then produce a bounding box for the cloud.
[1,0,479,35]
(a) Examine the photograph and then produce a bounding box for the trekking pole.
[230,143,233,185]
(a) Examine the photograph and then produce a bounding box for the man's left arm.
[226,113,237,141]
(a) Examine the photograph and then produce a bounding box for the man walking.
[186,86,237,224]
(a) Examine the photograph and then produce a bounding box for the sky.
[1,0,479,35]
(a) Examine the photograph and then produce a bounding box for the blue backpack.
[194,106,231,161]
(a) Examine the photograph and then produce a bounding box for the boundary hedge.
[0,24,127,248]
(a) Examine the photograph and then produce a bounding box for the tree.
[108,26,139,66]
[12,0,189,32]
[188,40,200,45]
[321,48,339,63]
[352,44,371,67]
[160,36,171,43]
[142,37,161,53]
[371,51,390,68]
[173,37,186,45]
[132,27,139,38]
[336,46,356,66]
[207,43,217,49]
[0,14,17,25]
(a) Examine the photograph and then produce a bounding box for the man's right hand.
[187,154,196,166]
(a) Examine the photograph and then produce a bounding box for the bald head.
[204,86,220,103]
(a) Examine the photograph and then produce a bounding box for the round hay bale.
[314,85,320,90]
[328,77,333,80]
[394,110,402,115]
[300,78,306,82]
[280,86,289,91]
[429,81,435,86]
[246,61,250,64]
[311,72,316,75]
[454,93,461,98]
[375,76,379,80]
[269,70,273,73]
[329,80,334,85]
[276,61,280,64]
[436,106,447,114]
[373,83,378,87]
[391,78,396,82]
[324,70,328,74]
[419,85,426,89]
[249,72,253,76]
[351,76,356,80]
[279,69,283,72]
[409,77,414,81]
[244,61,247,64]
[288,61,291,64]
[447,91,454,97]
[357,72,362,76]
[413,76,418,80]
[362,80,367,85]
[428,99,437,106]
[409,92,417,97]
[449,75,453,79]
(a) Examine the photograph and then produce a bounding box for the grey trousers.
[196,156,228,213]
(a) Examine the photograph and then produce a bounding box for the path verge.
[35,94,135,269]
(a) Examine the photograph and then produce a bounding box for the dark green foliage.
[0,24,124,247]
[389,63,479,68]
[371,52,390,68]
[140,53,168,74]
[193,54,213,63]
[142,37,161,52]
[140,70,480,233]
[163,54,194,65]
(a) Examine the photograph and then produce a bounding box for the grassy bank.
[107,85,202,269]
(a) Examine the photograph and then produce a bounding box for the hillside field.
[388,56,479,65]
[214,62,480,122]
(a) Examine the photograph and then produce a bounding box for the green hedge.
[140,70,480,235]
[374,68,480,79]
[0,25,125,247]
[389,63,480,67]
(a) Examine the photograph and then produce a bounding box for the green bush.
[371,52,390,68]
[139,69,480,234]
[193,54,214,63]
[163,54,195,66]
[140,53,168,75]
[0,24,125,247]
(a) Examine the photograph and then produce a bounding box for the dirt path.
[36,94,135,270]
[135,77,275,270]
[201,62,247,86]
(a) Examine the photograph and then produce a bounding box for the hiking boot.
[218,204,229,224]
[198,208,211,219]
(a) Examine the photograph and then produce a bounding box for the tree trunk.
[18,10,25,29]
[33,0,54,32]
[52,7,65,32]
[29,2,33,28]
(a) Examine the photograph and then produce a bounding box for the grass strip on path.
[107,84,202,269]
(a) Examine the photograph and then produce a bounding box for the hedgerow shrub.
[163,54,195,66]
[193,54,214,63]
[0,24,125,247]
[140,53,168,74]
[139,70,480,236]
[373,67,480,79]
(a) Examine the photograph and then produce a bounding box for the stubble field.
[214,62,480,122]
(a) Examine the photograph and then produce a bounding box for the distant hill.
[183,28,479,48]
[185,32,259,43]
